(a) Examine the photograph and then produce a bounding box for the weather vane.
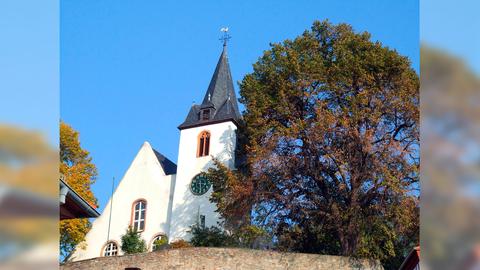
[219,27,231,46]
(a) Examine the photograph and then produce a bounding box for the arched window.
[103,241,118,257]
[131,199,147,231]
[151,234,168,251]
[197,131,210,157]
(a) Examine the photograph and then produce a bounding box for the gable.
[126,141,177,177]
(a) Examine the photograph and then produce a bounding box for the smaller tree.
[120,227,146,254]
[60,121,98,261]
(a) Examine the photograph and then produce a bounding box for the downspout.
[60,182,69,204]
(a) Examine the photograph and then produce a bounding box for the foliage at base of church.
[189,225,271,249]
[234,225,271,249]
[206,20,419,269]
[60,121,98,261]
[152,236,169,251]
[190,225,236,247]
[120,227,147,254]
[169,240,192,249]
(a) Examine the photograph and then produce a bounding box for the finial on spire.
[220,27,231,47]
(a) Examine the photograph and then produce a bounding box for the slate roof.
[178,44,242,129]
[152,148,177,175]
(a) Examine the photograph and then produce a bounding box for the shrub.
[235,225,271,249]
[189,225,237,247]
[120,226,147,254]
[152,236,168,251]
[169,239,192,249]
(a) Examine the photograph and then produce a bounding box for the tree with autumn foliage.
[60,121,98,261]
[206,20,419,269]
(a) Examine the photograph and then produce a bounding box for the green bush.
[120,226,146,254]
[235,225,270,249]
[189,225,236,247]
[152,236,168,251]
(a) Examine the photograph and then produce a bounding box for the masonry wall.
[61,247,383,270]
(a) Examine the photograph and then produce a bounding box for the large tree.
[207,20,419,269]
[60,121,98,261]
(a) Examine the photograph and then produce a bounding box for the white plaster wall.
[71,142,175,261]
[169,121,237,241]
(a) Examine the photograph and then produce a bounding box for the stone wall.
[61,247,383,270]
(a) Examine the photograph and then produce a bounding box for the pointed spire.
[200,45,237,110]
[178,32,241,130]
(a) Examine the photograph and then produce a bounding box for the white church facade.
[71,42,241,261]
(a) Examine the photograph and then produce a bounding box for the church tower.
[169,41,241,241]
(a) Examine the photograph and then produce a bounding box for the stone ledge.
[61,247,383,270]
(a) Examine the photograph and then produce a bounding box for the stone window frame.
[149,233,168,251]
[130,199,147,232]
[101,240,119,257]
[197,130,211,157]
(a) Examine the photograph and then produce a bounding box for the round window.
[190,173,211,195]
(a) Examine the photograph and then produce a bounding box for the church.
[71,40,241,261]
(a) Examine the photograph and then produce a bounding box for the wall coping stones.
[61,247,384,270]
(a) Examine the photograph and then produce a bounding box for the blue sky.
[61,0,419,210]
[421,0,480,73]
[0,0,59,146]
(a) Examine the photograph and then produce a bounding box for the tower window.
[103,241,118,257]
[200,215,206,229]
[197,131,210,157]
[131,200,147,231]
[201,109,210,120]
